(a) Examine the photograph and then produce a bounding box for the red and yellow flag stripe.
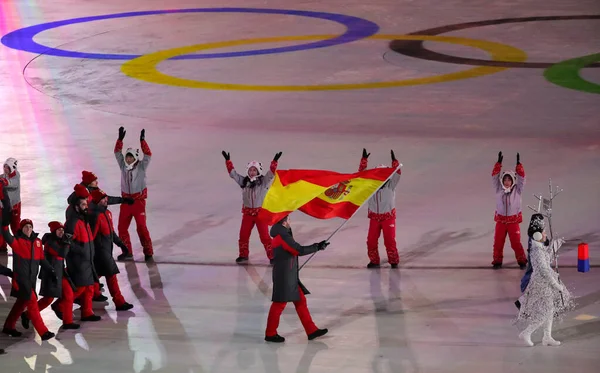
[258,168,397,225]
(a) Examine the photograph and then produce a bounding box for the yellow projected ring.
[121,34,527,91]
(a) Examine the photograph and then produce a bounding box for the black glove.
[140,129,145,141]
[273,152,282,162]
[497,151,503,164]
[221,151,230,161]
[391,150,397,162]
[516,152,521,165]
[122,197,135,205]
[118,126,126,141]
[362,148,370,159]
[317,240,330,251]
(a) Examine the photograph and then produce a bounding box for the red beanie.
[19,219,33,230]
[91,189,108,204]
[81,171,97,186]
[74,184,90,198]
[48,221,64,233]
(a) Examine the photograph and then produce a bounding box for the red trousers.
[239,214,272,259]
[266,288,317,337]
[4,290,48,336]
[493,222,527,265]
[57,284,94,324]
[0,202,21,249]
[367,218,400,265]
[37,296,55,312]
[119,199,153,256]
[92,275,125,306]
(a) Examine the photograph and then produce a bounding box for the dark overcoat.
[270,222,319,303]
[88,202,121,277]
[39,233,75,297]
[64,210,98,287]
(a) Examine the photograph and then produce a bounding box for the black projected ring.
[388,15,600,68]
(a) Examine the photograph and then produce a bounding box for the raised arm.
[222,151,245,186]
[263,152,282,184]
[139,129,152,170]
[359,148,369,172]
[388,150,402,190]
[115,126,126,170]
[492,151,503,192]
[515,153,525,194]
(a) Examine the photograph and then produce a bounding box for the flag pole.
[299,163,402,271]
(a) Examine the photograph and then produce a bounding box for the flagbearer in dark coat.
[265,215,330,343]
[88,189,134,311]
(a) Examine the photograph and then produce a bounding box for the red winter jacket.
[1,227,52,300]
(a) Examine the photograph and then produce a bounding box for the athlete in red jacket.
[0,214,56,340]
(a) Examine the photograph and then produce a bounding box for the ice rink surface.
[0,0,599,371]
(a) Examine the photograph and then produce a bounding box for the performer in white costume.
[516,217,574,346]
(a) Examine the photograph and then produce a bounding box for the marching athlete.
[265,215,329,343]
[88,189,134,311]
[0,212,57,340]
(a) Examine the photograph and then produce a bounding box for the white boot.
[519,330,534,347]
[542,317,561,346]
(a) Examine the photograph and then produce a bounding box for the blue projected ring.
[0,8,379,60]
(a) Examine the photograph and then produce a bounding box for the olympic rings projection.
[0,8,379,60]
[1,8,598,93]
[388,15,600,68]
[544,53,600,94]
[121,34,527,91]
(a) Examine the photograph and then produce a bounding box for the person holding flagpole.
[265,215,329,343]
[358,149,402,269]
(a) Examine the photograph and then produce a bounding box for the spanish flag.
[258,167,398,225]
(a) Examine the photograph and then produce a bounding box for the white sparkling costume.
[515,238,575,346]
